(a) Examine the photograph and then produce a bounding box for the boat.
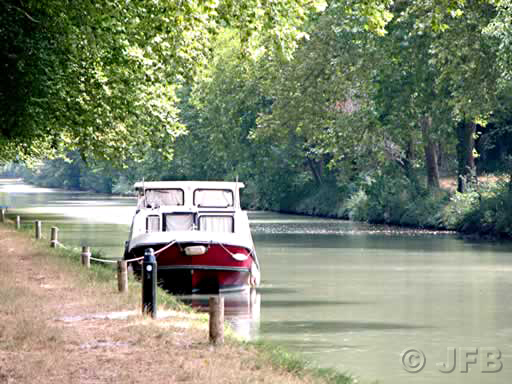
[124,181,260,293]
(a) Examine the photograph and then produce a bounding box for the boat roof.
[134,181,245,191]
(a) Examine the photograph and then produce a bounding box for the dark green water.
[2,178,511,384]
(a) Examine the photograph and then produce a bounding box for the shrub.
[363,170,412,224]
[343,189,369,221]
[293,183,348,218]
[400,190,450,229]
[440,191,480,230]
[455,181,512,237]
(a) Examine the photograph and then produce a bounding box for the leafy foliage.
[3,0,512,239]
[0,0,327,163]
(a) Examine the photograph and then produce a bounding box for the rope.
[214,240,259,269]
[215,240,254,259]
[125,256,144,262]
[216,241,238,258]
[56,240,142,263]
[120,240,176,264]
[154,240,176,256]
[89,256,118,264]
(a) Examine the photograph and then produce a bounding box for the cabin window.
[146,215,160,233]
[144,189,184,208]
[198,215,234,233]
[164,213,195,231]
[193,189,233,208]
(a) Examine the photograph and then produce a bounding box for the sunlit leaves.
[1,0,330,164]
[254,5,382,172]
[484,0,512,85]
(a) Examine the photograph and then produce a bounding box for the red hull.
[128,243,253,293]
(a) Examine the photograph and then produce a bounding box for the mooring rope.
[85,239,178,265]
[89,256,118,264]
[119,240,177,264]
[124,255,144,262]
[215,240,258,266]
[154,240,176,256]
[55,241,119,263]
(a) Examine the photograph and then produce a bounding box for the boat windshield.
[141,189,184,208]
[164,213,195,231]
[198,215,234,233]
[194,189,233,208]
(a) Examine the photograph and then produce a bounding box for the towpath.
[0,224,324,384]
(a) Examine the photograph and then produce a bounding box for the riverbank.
[0,222,353,384]
[284,175,512,240]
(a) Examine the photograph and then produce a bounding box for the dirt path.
[0,225,323,384]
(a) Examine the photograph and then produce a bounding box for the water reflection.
[260,320,431,334]
[250,213,455,237]
[178,289,261,340]
[261,299,368,308]
[255,286,298,295]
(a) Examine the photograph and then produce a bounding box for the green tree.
[1,0,328,164]
[255,3,383,189]
[373,2,456,189]
[428,0,501,191]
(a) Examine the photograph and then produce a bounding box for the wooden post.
[117,260,128,293]
[81,246,91,268]
[209,296,224,345]
[50,227,59,248]
[0,208,5,223]
[16,216,21,230]
[35,221,42,240]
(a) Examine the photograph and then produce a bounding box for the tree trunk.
[307,157,322,185]
[436,142,443,170]
[402,139,415,181]
[455,120,476,193]
[509,169,512,193]
[421,115,440,189]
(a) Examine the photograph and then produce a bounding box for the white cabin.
[129,181,254,250]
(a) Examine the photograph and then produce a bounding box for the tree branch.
[2,0,40,23]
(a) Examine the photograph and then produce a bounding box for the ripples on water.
[250,221,455,236]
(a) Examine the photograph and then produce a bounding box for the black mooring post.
[142,248,157,318]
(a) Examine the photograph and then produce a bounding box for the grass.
[249,340,356,384]
[0,217,356,384]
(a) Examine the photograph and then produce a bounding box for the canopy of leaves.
[0,0,329,164]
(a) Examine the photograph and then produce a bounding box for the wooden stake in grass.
[50,227,59,248]
[117,260,128,293]
[16,216,21,230]
[209,296,224,346]
[35,221,42,240]
[0,208,5,223]
[81,246,91,268]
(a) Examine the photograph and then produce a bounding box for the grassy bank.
[0,219,355,384]
[286,174,512,239]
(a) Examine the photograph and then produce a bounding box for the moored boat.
[124,181,260,293]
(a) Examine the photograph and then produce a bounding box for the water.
[1,178,511,384]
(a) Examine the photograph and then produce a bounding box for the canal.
[1,178,511,384]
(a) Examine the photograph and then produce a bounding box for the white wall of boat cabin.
[130,208,252,239]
